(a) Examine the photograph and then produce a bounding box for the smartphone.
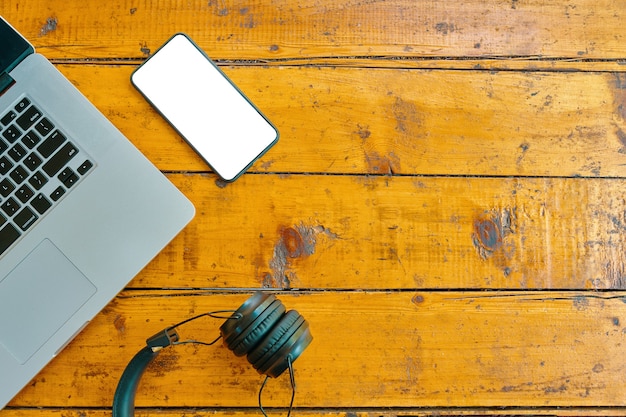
[131,33,279,182]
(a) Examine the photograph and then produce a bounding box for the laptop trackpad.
[0,239,96,364]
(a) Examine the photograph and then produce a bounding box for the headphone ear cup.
[220,292,276,350]
[247,310,301,367]
[231,301,286,356]
[247,310,311,378]
[262,317,312,378]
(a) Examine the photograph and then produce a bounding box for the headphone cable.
[258,355,296,417]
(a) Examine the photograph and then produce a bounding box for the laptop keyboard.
[0,96,94,256]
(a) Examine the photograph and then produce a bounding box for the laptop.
[0,17,195,408]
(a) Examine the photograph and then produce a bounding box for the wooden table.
[2,1,626,416]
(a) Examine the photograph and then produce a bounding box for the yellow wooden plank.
[53,64,626,178]
[127,174,626,290]
[3,0,626,60]
[3,410,626,417]
[5,291,626,408]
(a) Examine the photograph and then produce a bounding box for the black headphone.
[112,292,312,417]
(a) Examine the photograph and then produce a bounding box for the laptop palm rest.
[0,239,96,364]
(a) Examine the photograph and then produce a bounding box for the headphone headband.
[112,346,159,417]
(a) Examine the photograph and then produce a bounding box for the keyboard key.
[27,174,47,191]
[50,186,65,201]
[22,130,41,149]
[58,167,74,182]
[24,153,42,171]
[0,223,20,255]
[28,171,47,190]
[60,170,79,188]
[2,197,20,217]
[34,117,54,137]
[15,184,34,204]
[14,206,37,231]
[38,130,66,158]
[0,156,14,175]
[14,98,31,113]
[0,178,15,197]
[2,125,21,143]
[77,159,93,175]
[1,111,16,126]
[16,105,42,131]
[43,142,78,176]
[31,193,52,215]
[0,138,7,153]
[9,165,28,184]
[8,143,27,162]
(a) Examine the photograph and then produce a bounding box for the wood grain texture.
[54,64,626,177]
[6,292,626,408]
[5,410,626,417]
[132,174,626,290]
[2,0,626,60]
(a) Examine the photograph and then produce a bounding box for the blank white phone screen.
[131,34,278,181]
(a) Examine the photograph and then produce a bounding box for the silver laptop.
[0,17,195,408]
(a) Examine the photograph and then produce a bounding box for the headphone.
[112,292,313,417]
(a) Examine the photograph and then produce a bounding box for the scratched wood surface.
[54,64,626,178]
[134,174,626,290]
[3,0,626,60]
[8,292,626,408]
[2,0,626,416]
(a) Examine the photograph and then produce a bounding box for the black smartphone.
[131,33,279,181]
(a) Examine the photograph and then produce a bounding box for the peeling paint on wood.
[472,208,516,261]
[263,223,338,288]
[39,17,57,36]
